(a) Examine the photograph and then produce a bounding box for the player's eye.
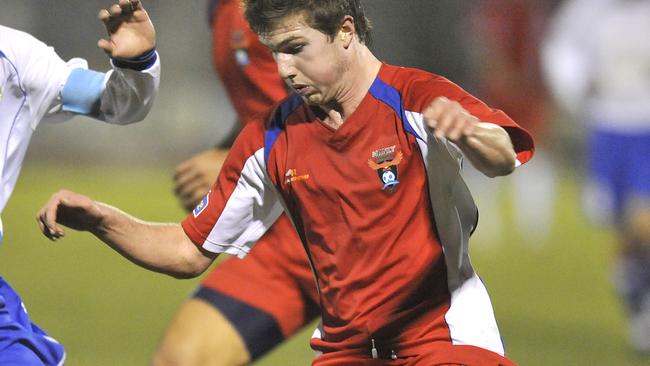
[283,44,304,55]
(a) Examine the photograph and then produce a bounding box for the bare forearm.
[91,203,214,278]
[423,97,517,177]
[456,122,516,177]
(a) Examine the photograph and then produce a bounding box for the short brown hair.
[243,0,372,45]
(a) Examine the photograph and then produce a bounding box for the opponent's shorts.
[193,214,320,360]
[585,128,650,224]
[0,277,65,366]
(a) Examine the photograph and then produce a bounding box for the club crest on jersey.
[368,145,403,192]
[192,192,210,218]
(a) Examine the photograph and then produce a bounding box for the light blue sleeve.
[61,68,106,116]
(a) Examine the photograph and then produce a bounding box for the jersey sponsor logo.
[367,145,403,192]
[193,192,210,218]
[285,168,310,184]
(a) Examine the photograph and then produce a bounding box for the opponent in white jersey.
[0,1,158,364]
[542,0,650,354]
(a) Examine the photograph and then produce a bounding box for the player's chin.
[303,94,325,106]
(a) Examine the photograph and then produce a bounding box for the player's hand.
[97,0,156,59]
[174,148,229,212]
[423,96,479,142]
[37,190,104,241]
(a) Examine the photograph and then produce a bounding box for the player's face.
[261,14,349,106]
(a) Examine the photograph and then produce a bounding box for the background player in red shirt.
[37,0,534,364]
[463,0,557,248]
[153,1,318,365]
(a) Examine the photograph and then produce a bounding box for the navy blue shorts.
[193,215,321,362]
[193,286,286,361]
[0,277,65,365]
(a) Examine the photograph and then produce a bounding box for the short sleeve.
[181,121,284,258]
[408,74,535,166]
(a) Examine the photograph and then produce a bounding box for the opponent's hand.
[174,148,229,212]
[423,96,479,142]
[98,0,156,59]
[37,190,104,241]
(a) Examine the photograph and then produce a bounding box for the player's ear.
[338,16,355,48]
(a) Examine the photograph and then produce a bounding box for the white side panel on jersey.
[404,110,503,354]
[444,273,505,355]
[310,322,324,358]
[202,148,284,258]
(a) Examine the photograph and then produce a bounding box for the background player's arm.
[37,190,216,279]
[174,148,229,212]
[423,96,516,177]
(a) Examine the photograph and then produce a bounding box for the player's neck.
[320,49,381,130]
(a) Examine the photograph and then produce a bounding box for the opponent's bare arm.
[423,96,516,177]
[98,0,156,59]
[36,190,216,279]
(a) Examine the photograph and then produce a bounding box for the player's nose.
[276,54,296,80]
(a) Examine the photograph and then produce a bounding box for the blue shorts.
[587,129,650,224]
[0,277,65,365]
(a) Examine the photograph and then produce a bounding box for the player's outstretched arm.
[98,0,156,59]
[36,190,215,279]
[423,96,516,177]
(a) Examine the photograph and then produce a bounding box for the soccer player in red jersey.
[154,1,319,365]
[38,1,534,364]
[464,0,557,247]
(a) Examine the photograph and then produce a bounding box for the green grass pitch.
[0,163,648,365]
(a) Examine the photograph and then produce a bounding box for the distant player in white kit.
[542,0,650,353]
[0,0,159,364]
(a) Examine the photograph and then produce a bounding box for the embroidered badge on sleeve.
[193,192,210,218]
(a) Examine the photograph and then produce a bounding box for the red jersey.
[469,0,552,138]
[182,64,534,358]
[211,0,287,125]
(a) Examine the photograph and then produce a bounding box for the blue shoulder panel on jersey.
[0,50,6,58]
[369,77,423,141]
[264,94,304,165]
[61,68,105,116]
